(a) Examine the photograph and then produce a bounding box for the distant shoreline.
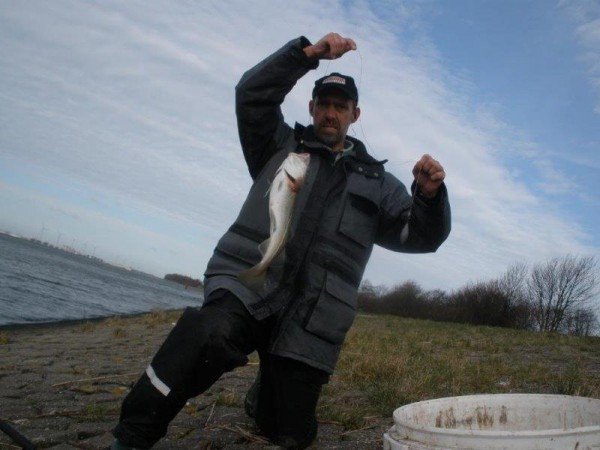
[0,231,166,280]
[0,307,189,331]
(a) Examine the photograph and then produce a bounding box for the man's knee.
[202,322,249,371]
[113,300,254,448]
[149,303,249,396]
[177,305,248,365]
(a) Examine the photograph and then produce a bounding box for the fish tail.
[238,265,267,291]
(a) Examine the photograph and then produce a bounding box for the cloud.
[532,159,577,195]
[0,180,206,276]
[0,0,597,291]
[560,0,600,113]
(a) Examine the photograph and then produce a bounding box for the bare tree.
[357,279,388,314]
[562,308,598,337]
[496,263,527,302]
[380,280,423,316]
[495,263,533,330]
[527,255,598,332]
[358,279,387,299]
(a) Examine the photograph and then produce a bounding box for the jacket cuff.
[292,36,319,70]
[411,180,446,207]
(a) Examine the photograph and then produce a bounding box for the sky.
[0,0,598,295]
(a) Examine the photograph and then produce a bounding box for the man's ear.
[309,99,314,117]
[352,106,361,123]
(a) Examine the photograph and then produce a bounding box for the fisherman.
[112,32,451,449]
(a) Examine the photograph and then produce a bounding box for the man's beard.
[317,132,340,147]
[315,123,342,147]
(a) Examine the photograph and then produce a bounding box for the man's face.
[309,90,360,149]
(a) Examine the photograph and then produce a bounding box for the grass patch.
[547,364,598,397]
[112,386,127,396]
[79,321,96,333]
[317,315,600,427]
[0,331,9,345]
[69,365,90,376]
[71,383,99,394]
[318,402,368,429]
[82,402,119,421]
[112,327,127,338]
[142,309,172,328]
[214,390,241,407]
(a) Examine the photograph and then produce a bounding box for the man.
[112,32,450,449]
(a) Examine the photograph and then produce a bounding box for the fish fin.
[284,169,296,184]
[265,168,282,197]
[238,266,267,292]
[258,238,270,256]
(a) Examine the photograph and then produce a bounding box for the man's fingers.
[423,159,440,174]
[339,37,356,54]
[412,162,422,177]
[413,155,445,183]
[332,36,342,57]
[413,161,427,177]
[326,33,341,57]
[422,160,434,173]
[333,35,346,57]
[430,171,446,182]
[413,155,428,173]
[320,33,356,59]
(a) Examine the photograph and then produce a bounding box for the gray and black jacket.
[203,36,451,374]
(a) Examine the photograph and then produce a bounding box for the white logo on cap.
[322,76,346,85]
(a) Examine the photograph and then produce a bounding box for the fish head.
[282,153,310,191]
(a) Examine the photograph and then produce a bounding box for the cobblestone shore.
[0,310,389,449]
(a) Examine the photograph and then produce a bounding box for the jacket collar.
[294,123,386,167]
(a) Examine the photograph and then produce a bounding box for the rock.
[77,431,114,449]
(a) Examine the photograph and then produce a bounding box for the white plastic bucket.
[383,394,600,449]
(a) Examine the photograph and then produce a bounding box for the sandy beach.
[0,310,389,449]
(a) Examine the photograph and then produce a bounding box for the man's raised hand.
[413,154,446,199]
[304,33,357,60]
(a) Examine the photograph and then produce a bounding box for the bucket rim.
[393,393,600,438]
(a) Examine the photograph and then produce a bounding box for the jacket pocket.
[304,272,358,345]
[338,174,380,247]
[203,230,261,277]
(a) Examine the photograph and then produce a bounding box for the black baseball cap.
[312,72,358,103]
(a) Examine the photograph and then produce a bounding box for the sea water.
[0,233,203,326]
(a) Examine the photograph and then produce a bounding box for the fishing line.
[319,45,415,170]
[352,48,419,174]
[323,58,332,77]
[324,46,375,156]
[351,47,380,160]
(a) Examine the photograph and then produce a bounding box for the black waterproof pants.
[113,290,328,449]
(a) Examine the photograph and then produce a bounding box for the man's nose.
[324,105,337,118]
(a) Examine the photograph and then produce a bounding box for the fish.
[238,152,310,291]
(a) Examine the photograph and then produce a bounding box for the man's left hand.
[412,154,445,199]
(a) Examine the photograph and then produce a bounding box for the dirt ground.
[0,311,391,449]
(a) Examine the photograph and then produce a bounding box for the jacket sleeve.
[375,172,451,253]
[235,36,319,179]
